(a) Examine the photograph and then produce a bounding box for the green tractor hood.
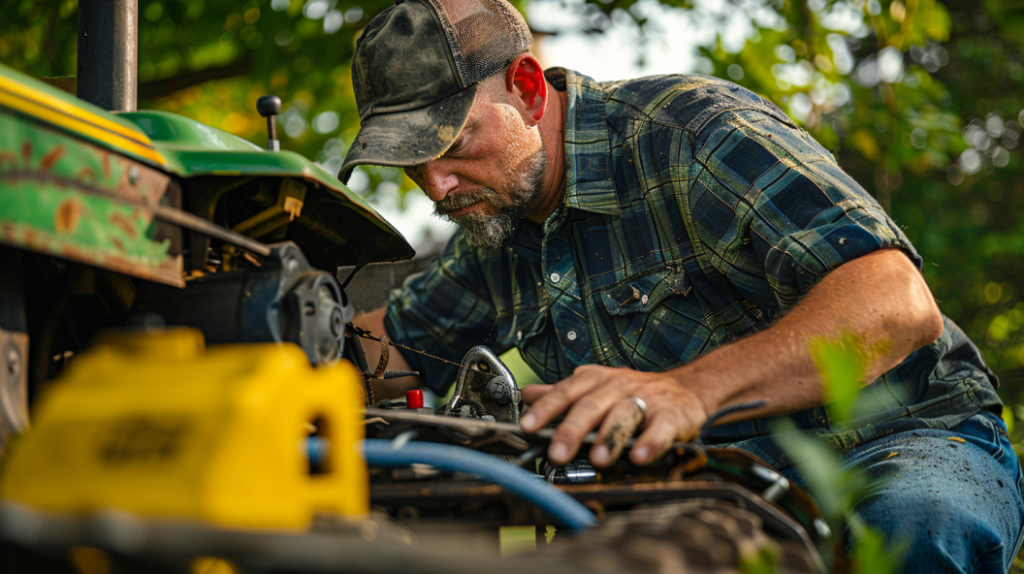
[0,63,413,280]
[119,110,415,268]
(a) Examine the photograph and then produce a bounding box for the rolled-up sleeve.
[383,230,498,394]
[688,109,921,309]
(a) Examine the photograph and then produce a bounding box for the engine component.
[231,178,306,240]
[545,460,598,485]
[134,242,353,366]
[363,439,595,532]
[534,500,823,574]
[406,389,425,409]
[0,251,29,453]
[444,346,521,424]
[0,326,28,454]
[0,327,368,530]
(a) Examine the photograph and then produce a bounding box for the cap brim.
[339,85,477,184]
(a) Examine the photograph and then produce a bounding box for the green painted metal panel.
[0,113,183,286]
[0,65,151,147]
[123,111,265,156]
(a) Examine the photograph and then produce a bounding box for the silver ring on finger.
[625,396,647,420]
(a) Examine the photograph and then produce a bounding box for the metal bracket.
[232,178,307,239]
[443,346,521,425]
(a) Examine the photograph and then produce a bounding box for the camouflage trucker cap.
[339,0,533,184]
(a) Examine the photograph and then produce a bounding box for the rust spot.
[4,217,181,287]
[77,166,98,184]
[21,141,32,165]
[54,199,83,234]
[111,236,126,252]
[0,151,17,169]
[108,212,138,239]
[102,153,111,180]
[40,146,65,173]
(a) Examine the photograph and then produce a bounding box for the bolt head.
[813,518,833,539]
[330,308,343,336]
[488,376,512,405]
[6,348,20,377]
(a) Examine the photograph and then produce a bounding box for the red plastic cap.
[406,389,424,409]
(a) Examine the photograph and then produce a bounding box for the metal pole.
[77,0,138,112]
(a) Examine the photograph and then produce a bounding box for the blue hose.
[362,439,596,532]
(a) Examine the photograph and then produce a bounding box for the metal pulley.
[134,242,354,366]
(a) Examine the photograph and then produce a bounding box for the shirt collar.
[546,67,621,217]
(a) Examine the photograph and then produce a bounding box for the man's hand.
[520,365,709,467]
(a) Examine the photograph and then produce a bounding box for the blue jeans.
[776,411,1024,573]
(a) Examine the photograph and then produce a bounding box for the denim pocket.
[952,410,1015,467]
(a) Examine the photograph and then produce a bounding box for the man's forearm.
[678,248,944,421]
[351,307,422,400]
[516,248,944,466]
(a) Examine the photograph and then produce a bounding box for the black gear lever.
[257,95,282,152]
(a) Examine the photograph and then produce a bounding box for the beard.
[432,148,547,249]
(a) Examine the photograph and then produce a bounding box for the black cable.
[698,399,769,444]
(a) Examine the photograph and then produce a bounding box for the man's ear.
[505,53,547,126]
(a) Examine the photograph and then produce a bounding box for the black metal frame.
[77,0,138,111]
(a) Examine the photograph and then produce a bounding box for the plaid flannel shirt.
[384,68,1001,462]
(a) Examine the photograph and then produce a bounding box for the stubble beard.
[432,148,547,249]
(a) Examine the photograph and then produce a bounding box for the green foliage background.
[3,1,1024,568]
[2,0,1023,412]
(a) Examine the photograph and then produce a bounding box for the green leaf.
[810,334,867,424]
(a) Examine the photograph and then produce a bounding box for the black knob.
[257,95,282,152]
[257,95,282,118]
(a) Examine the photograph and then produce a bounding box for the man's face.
[404,82,547,249]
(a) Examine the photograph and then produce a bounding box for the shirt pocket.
[597,266,712,372]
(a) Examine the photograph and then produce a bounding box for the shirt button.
[549,272,561,283]
[566,330,577,341]
[641,294,649,305]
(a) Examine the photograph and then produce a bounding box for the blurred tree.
[1,0,1022,396]
[688,0,1024,394]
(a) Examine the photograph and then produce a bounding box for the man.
[342,0,1024,570]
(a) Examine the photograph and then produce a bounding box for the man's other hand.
[519,365,709,467]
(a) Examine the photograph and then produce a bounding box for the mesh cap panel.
[427,0,532,88]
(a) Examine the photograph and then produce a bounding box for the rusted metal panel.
[0,113,184,287]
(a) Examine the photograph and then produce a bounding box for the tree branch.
[138,54,254,100]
